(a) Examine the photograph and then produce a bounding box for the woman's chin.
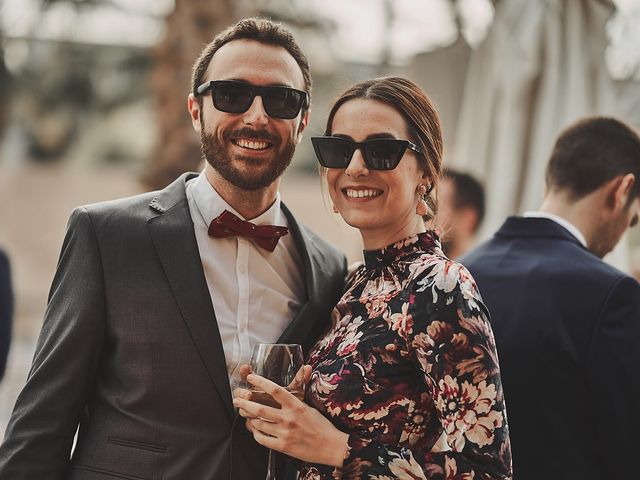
[339,213,381,233]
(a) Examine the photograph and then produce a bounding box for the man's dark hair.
[191,17,311,114]
[546,116,640,201]
[443,168,485,232]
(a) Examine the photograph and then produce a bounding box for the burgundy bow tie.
[208,210,289,252]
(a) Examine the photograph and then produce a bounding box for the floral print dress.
[299,232,512,480]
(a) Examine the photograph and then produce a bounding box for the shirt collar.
[191,171,285,227]
[522,211,587,247]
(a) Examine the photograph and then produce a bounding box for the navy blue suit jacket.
[0,248,12,381]
[462,217,640,479]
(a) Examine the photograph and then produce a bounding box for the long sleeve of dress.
[340,261,512,480]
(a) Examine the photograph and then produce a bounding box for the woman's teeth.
[345,189,381,198]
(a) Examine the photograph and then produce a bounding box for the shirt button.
[238,264,246,274]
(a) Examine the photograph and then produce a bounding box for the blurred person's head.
[438,168,485,259]
[541,116,640,258]
[313,76,443,249]
[186,18,310,200]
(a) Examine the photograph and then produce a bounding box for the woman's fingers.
[244,417,255,433]
[232,387,252,400]
[239,364,252,381]
[245,374,300,409]
[233,396,282,422]
[236,406,257,419]
[286,364,312,394]
[251,423,281,450]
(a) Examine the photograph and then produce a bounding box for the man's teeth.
[236,139,269,150]
[345,189,381,198]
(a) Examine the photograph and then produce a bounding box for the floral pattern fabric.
[299,232,512,480]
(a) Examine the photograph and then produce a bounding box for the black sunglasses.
[311,136,422,171]
[196,80,308,120]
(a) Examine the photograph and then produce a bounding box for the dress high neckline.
[363,231,441,269]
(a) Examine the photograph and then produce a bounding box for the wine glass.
[248,343,304,480]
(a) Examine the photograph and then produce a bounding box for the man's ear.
[296,110,309,144]
[612,173,636,211]
[188,94,201,132]
[459,207,480,236]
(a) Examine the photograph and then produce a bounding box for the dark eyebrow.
[330,132,399,142]
[219,78,296,88]
[332,133,353,141]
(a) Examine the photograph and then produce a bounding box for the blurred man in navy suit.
[438,168,485,259]
[463,117,640,479]
[0,247,12,381]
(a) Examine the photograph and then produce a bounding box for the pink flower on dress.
[360,277,398,303]
[408,252,436,278]
[309,371,338,398]
[386,451,428,480]
[311,309,346,355]
[416,260,480,311]
[336,317,364,356]
[411,332,436,376]
[299,467,323,480]
[395,234,419,249]
[386,302,414,339]
[366,297,388,318]
[399,398,429,446]
[436,375,504,450]
[445,457,475,480]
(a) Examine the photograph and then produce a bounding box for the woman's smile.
[341,186,383,200]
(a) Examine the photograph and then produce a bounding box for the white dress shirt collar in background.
[522,211,588,247]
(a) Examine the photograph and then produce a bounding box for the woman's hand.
[233,373,349,468]
[232,363,309,422]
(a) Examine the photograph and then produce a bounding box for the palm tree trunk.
[142,0,238,190]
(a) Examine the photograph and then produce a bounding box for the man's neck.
[538,192,598,248]
[205,168,279,220]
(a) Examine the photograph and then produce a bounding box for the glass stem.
[266,448,277,480]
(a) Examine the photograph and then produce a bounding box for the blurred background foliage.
[2,0,638,189]
[0,0,498,182]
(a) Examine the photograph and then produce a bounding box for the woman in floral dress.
[234,77,512,480]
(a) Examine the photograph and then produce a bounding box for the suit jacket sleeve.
[0,207,106,479]
[0,249,13,381]
[587,275,640,476]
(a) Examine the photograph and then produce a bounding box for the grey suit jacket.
[0,173,347,480]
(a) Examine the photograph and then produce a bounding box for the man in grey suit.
[0,18,346,479]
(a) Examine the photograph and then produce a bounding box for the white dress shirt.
[186,173,305,386]
[522,211,588,247]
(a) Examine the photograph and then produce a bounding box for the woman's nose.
[344,148,369,177]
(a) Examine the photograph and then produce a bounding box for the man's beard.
[200,127,296,191]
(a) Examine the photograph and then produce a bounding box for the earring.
[416,184,429,216]
[332,204,339,213]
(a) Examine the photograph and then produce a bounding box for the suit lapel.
[276,204,328,354]
[147,174,234,419]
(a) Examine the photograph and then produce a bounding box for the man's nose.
[344,149,369,178]
[242,95,269,128]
